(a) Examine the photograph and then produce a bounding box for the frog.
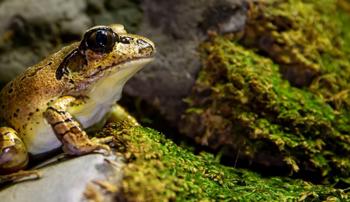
[0,24,155,183]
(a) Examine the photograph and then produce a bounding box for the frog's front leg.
[0,127,40,184]
[44,96,111,155]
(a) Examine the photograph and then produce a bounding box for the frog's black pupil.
[95,30,108,47]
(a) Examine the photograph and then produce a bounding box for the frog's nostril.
[137,39,154,49]
[137,39,155,55]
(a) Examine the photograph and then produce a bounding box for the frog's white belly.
[23,118,61,155]
[22,103,112,155]
[73,101,115,128]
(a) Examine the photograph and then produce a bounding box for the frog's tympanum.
[0,24,155,183]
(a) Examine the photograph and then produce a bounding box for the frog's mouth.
[108,56,154,83]
[87,56,154,79]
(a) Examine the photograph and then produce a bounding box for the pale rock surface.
[0,154,123,202]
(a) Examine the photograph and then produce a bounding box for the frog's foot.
[0,170,41,184]
[91,136,115,154]
[91,136,114,145]
[44,96,111,156]
[62,133,111,156]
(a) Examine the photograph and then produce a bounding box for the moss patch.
[242,0,350,110]
[180,36,350,185]
[180,0,350,185]
[99,121,349,201]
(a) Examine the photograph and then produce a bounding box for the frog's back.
[0,44,80,155]
[0,66,58,138]
[0,44,77,134]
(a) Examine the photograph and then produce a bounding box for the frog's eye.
[82,28,117,53]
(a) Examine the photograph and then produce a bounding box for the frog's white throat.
[70,57,153,128]
[89,57,153,102]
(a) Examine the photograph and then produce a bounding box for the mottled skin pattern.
[0,44,76,136]
[0,24,155,183]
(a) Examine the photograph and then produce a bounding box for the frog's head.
[57,24,155,100]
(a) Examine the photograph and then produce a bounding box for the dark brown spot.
[16,108,20,112]
[61,126,80,136]
[36,108,39,112]
[8,88,13,94]
[47,107,67,115]
[52,118,73,127]
[27,66,45,78]
[71,126,81,133]
[1,132,11,137]
[13,113,18,118]
[29,112,34,116]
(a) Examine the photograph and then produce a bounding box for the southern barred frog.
[0,24,155,183]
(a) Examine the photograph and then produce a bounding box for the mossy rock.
[181,37,350,185]
[98,120,349,201]
[241,0,350,109]
[180,0,350,185]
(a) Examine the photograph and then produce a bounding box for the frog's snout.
[137,37,156,56]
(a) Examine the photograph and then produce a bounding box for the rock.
[125,0,247,125]
[0,154,123,202]
[180,0,350,185]
[0,0,91,84]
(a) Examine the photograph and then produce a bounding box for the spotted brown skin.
[0,24,155,182]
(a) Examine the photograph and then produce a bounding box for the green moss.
[180,36,350,185]
[242,0,350,111]
[180,0,350,185]
[99,121,348,201]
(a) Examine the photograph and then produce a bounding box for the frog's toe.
[61,133,112,156]
[87,136,114,155]
[0,170,41,184]
[91,136,114,145]
[96,144,111,156]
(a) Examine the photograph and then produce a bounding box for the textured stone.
[0,0,90,84]
[126,0,247,124]
[0,154,123,202]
